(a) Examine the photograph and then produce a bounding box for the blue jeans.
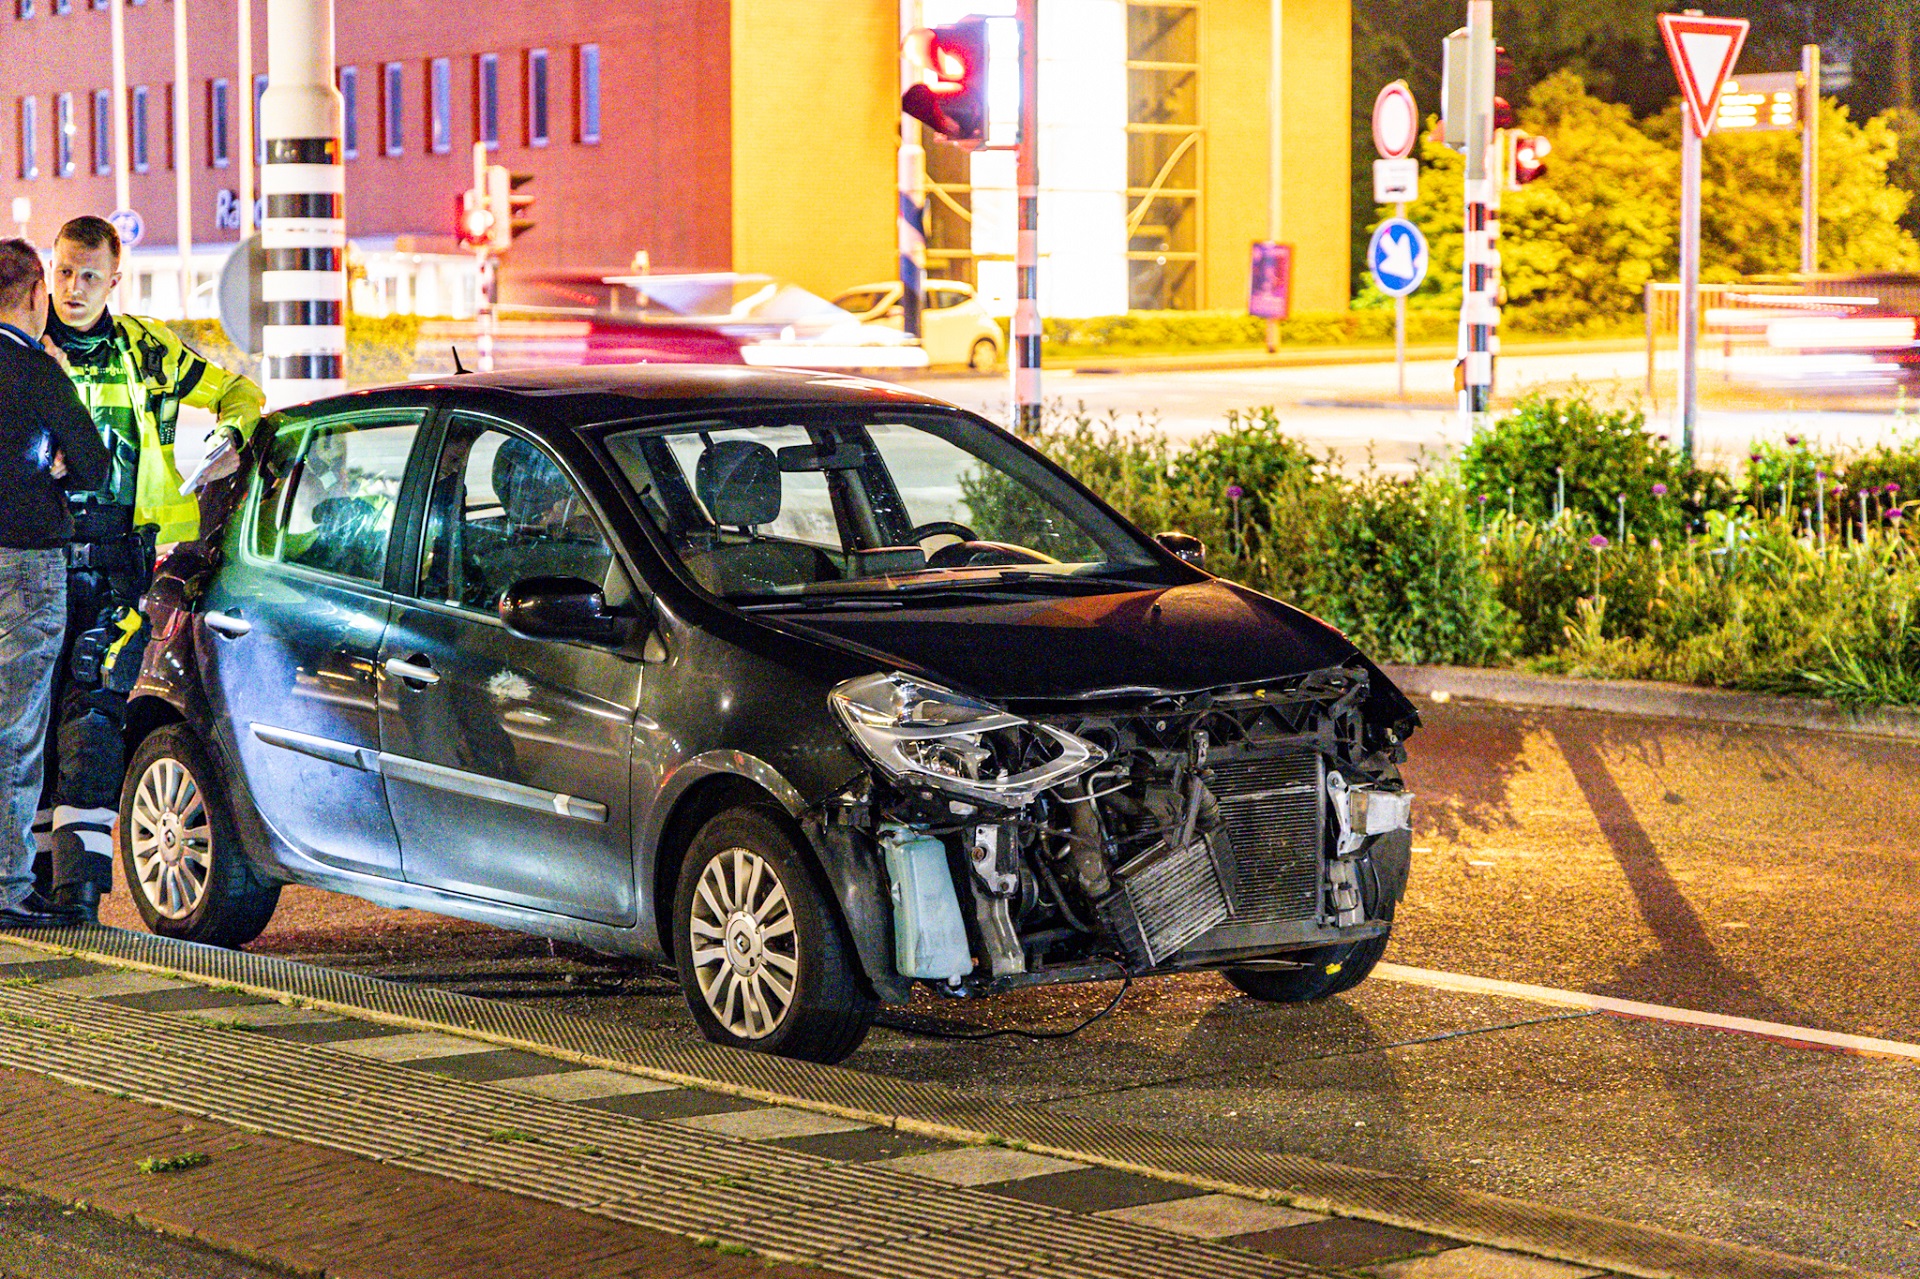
[0,548,66,910]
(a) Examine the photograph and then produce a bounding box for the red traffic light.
[902,19,988,146]
[1510,132,1550,186]
[1492,95,1515,131]
[455,188,493,249]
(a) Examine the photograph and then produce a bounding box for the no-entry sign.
[1372,81,1420,160]
[1658,12,1751,138]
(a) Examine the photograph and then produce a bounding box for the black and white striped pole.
[259,0,346,407]
[1011,0,1040,437]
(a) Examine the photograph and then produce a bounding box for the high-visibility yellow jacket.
[58,313,264,545]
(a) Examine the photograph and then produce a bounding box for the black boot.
[52,883,100,924]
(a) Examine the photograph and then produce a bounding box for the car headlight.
[829,671,1103,807]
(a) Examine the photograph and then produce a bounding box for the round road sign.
[1372,81,1420,160]
[108,207,144,249]
[1367,217,1429,298]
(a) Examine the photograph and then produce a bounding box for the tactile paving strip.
[0,927,1867,1279]
[0,980,1331,1279]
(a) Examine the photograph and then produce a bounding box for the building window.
[576,44,600,144]
[55,92,74,176]
[91,88,110,174]
[429,57,452,154]
[526,48,548,147]
[476,53,498,151]
[52,0,66,13]
[18,97,38,180]
[210,77,230,167]
[131,85,148,172]
[339,65,358,159]
[253,73,266,164]
[382,61,403,155]
[1125,0,1202,310]
[17,0,33,19]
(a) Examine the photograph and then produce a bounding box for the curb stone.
[1379,664,1920,742]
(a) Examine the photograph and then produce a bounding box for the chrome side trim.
[251,723,382,773]
[378,753,610,825]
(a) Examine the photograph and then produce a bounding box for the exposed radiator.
[1206,750,1324,924]
[1097,837,1231,968]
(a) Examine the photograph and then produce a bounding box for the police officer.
[38,215,264,922]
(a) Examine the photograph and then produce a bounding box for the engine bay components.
[836,666,1414,992]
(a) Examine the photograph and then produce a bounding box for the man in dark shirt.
[0,239,109,927]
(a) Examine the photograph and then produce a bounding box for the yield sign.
[1658,13,1750,137]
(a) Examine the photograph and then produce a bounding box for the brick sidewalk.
[0,1069,817,1279]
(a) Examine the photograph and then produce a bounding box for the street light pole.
[259,0,346,407]
[240,0,255,239]
[1678,111,1701,459]
[1457,0,1495,436]
[172,0,193,316]
[109,0,130,311]
[1011,0,1040,436]
[1265,0,1281,354]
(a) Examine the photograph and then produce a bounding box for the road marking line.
[1375,963,1920,1062]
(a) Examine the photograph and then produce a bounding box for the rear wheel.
[1223,928,1391,1003]
[968,338,998,371]
[672,807,875,1063]
[119,725,280,948]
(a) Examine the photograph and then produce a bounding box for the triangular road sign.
[1658,13,1750,137]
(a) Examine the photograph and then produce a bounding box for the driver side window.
[419,416,614,614]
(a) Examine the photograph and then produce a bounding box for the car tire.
[1222,928,1392,1003]
[969,338,999,371]
[673,806,875,1063]
[119,725,280,948]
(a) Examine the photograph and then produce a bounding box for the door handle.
[204,610,251,638]
[384,656,441,686]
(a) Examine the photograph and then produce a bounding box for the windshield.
[602,409,1171,604]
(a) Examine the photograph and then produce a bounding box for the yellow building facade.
[729,0,1353,316]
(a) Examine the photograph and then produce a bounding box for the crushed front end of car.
[818,664,1417,994]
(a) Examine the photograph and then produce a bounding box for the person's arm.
[33,355,109,491]
[141,319,267,445]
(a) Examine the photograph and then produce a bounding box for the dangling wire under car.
[877,961,1133,1042]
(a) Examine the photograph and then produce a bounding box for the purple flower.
[1750,452,1763,463]
[1889,508,1907,522]
[1888,483,1903,495]
[1226,484,1244,500]
[1815,470,1826,482]
[1786,434,1800,446]
[1589,534,1609,549]
[1651,483,1669,497]
[1477,494,1490,504]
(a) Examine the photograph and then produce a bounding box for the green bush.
[1038,308,1458,355]
[1458,390,1726,534]
[1031,397,1920,706]
[164,314,423,390]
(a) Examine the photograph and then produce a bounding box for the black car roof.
[358,365,957,424]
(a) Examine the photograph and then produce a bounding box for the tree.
[1644,98,1920,276]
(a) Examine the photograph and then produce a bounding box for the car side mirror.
[1155,531,1206,567]
[500,576,636,645]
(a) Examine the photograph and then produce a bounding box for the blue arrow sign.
[1367,217,1428,297]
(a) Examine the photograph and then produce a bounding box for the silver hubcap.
[687,846,798,1040]
[128,758,213,921]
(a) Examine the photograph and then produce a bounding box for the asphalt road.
[910,351,1913,476]
[98,698,1920,1275]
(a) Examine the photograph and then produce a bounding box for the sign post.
[1658,11,1748,461]
[1370,81,1420,401]
[1801,44,1819,275]
[1368,218,1430,400]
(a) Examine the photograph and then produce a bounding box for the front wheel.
[672,807,875,1063]
[1222,929,1391,1003]
[119,725,280,948]
[968,338,999,371]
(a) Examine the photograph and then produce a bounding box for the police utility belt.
[66,502,140,572]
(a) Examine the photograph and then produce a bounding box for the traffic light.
[901,18,989,147]
[485,165,535,252]
[455,186,494,250]
[1501,130,1550,188]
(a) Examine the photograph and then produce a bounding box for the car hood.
[768,578,1416,719]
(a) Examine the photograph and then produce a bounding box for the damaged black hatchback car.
[123,366,1418,1063]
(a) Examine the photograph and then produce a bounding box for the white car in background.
[832,280,1004,370]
